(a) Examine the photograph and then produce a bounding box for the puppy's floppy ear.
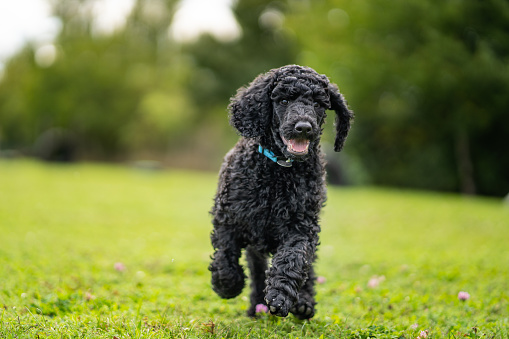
[328,83,354,152]
[228,70,277,138]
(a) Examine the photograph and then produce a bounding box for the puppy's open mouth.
[281,135,310,155]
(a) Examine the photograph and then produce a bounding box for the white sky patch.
[0,0,239,66]
[170,0,241,43]
[0,0,61,61]
[91,0,136,35]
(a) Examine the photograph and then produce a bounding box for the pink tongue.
[289,139,308,152]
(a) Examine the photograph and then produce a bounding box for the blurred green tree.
[285,0,509,196]
[0,0,194,160]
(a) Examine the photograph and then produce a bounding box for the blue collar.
[258,145,293,167]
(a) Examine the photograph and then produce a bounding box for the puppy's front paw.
[264,289,293,317]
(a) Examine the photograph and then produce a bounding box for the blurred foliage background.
[0,0,508,196]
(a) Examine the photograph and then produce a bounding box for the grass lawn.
[0,159,508,338]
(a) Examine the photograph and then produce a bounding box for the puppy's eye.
[313,102,320,108]
[281,99,289,106]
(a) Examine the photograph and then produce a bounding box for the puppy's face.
[270,77,331,160]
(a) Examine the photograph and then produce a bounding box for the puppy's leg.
[264,238,315,318]
[290,264,316,320]
[209,226,246,299]
[245,246,268,317]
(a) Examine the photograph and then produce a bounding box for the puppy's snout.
[295,121,313,137]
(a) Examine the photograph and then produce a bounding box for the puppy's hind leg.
[245,246,268,317]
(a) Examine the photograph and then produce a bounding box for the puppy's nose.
[295,121,312,136]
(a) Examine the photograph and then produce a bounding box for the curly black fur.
[209,65,353,319]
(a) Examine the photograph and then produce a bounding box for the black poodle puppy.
[209,65,353,319]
